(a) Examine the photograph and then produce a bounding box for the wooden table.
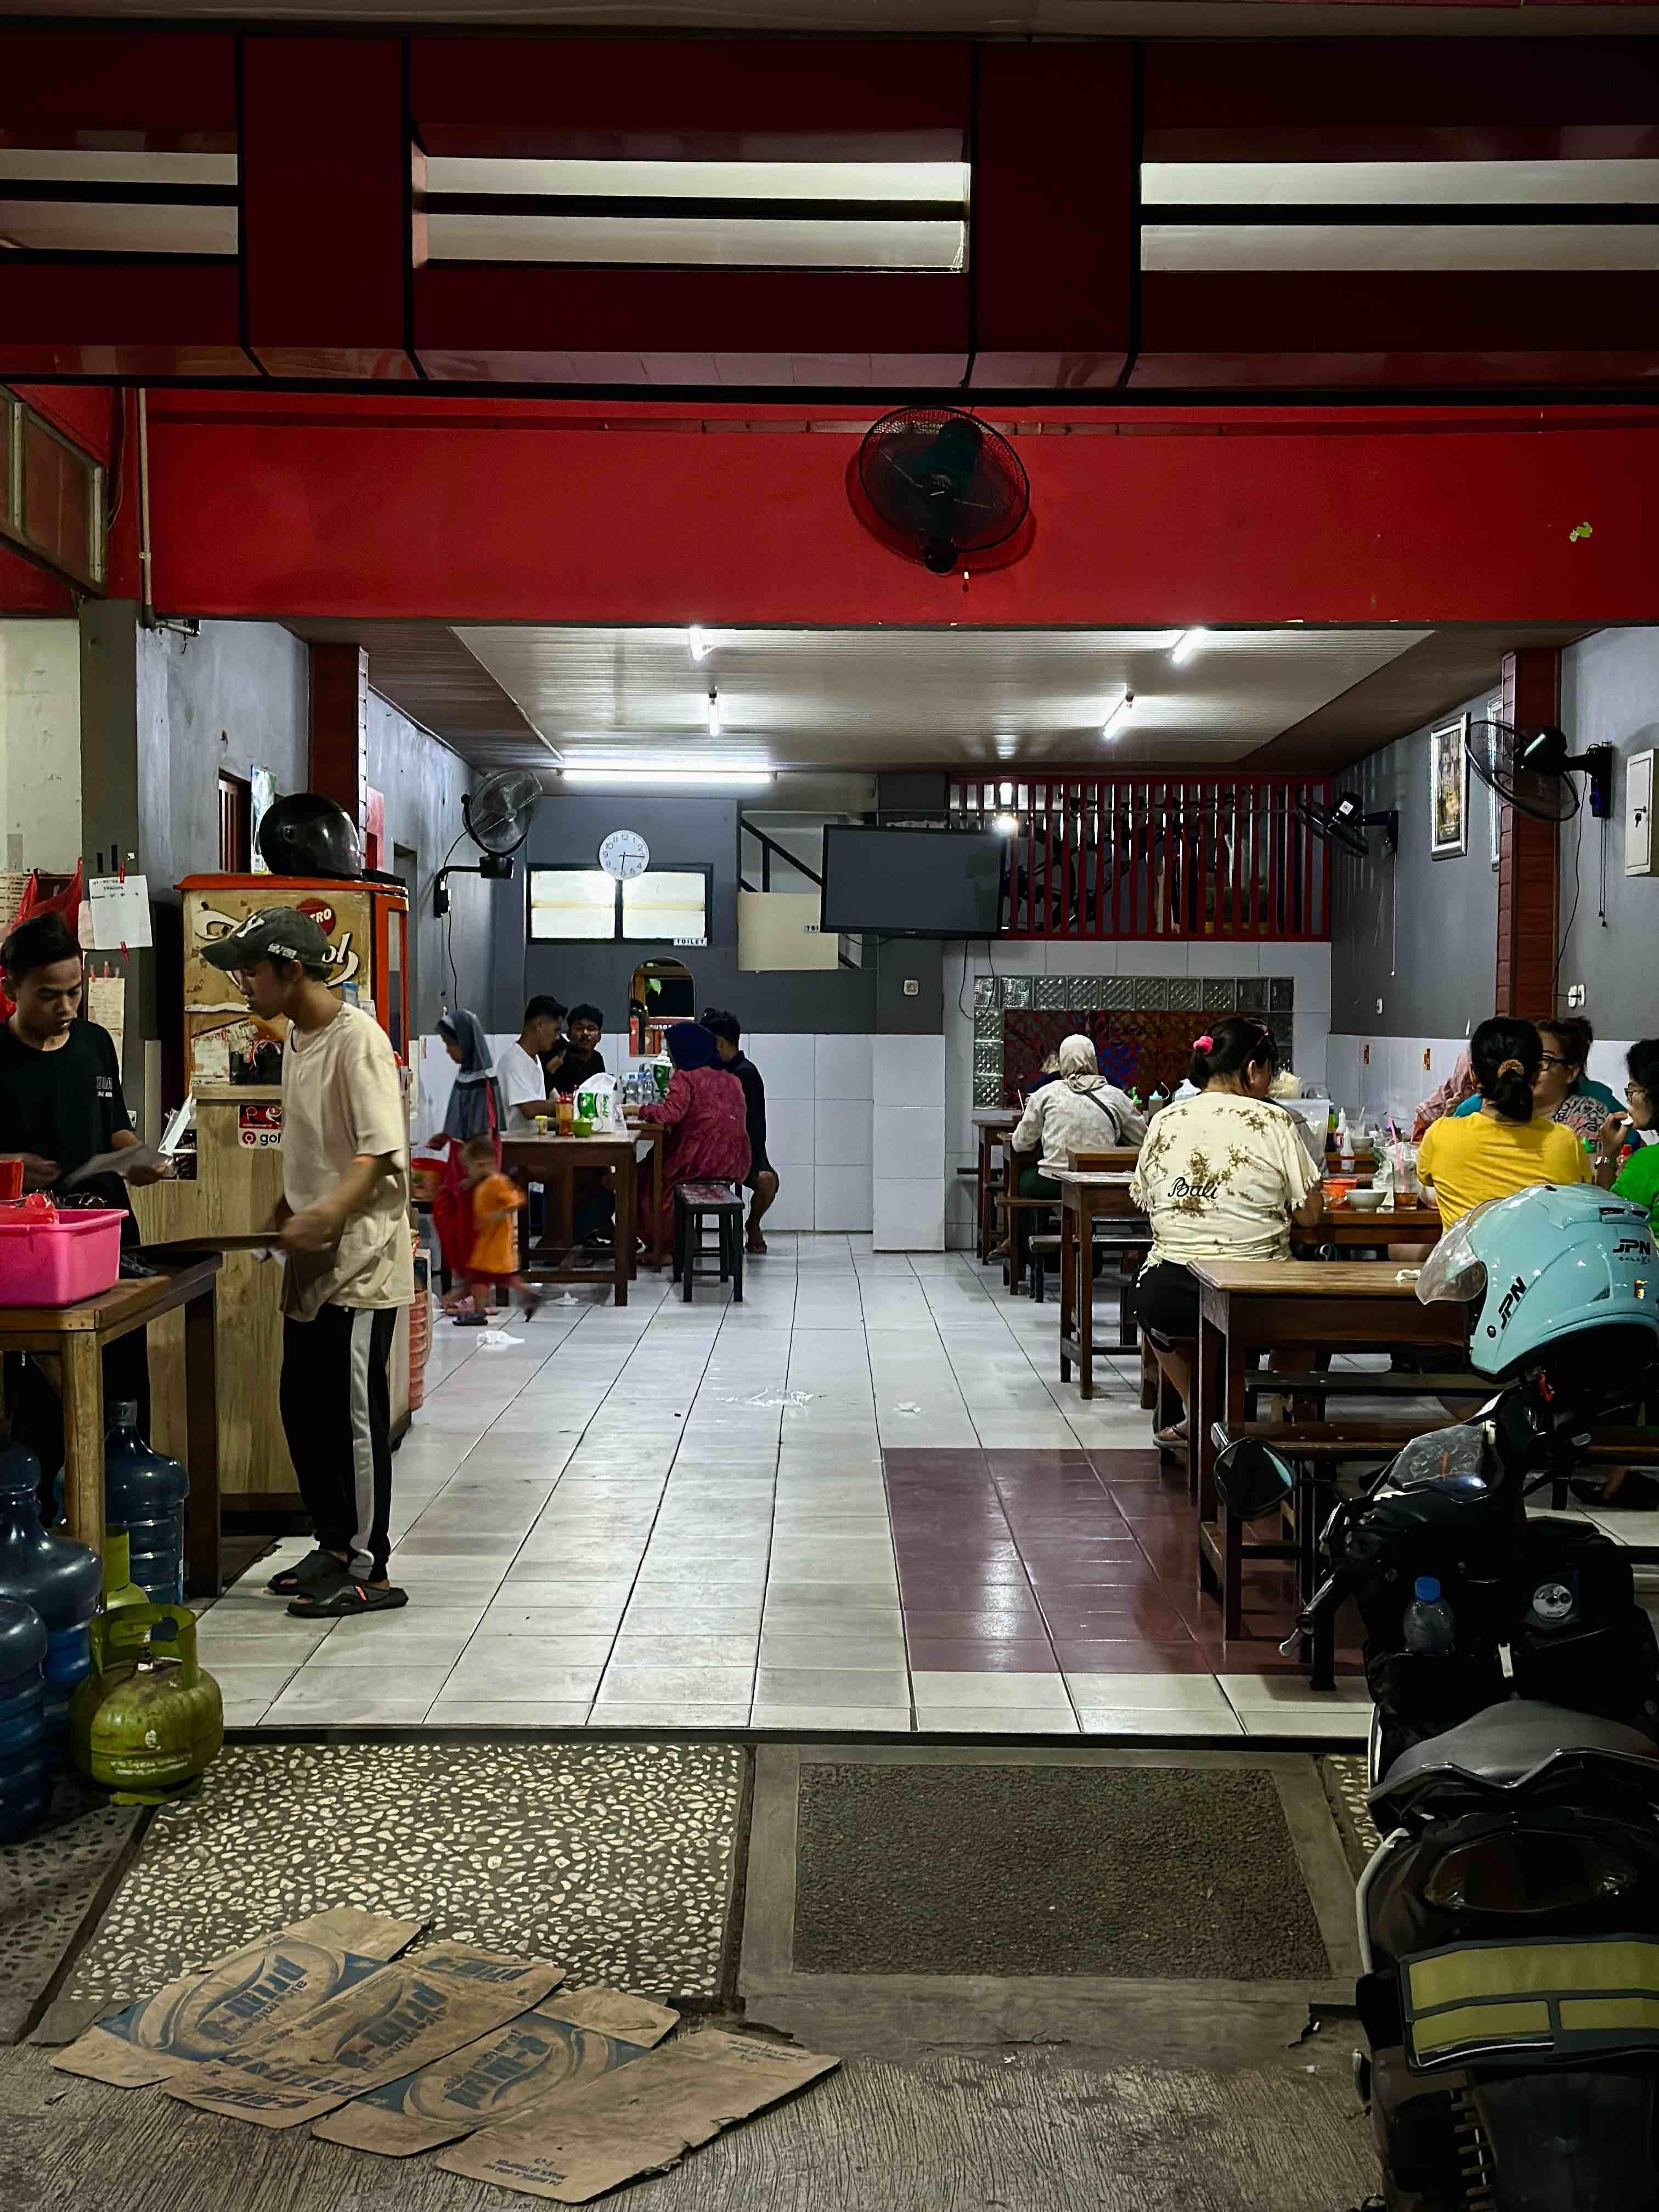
[1292,1203,1440,1252]
[501,1132,638,1306]
[0,1254,223,1594]
[1189,1257,1466,1637]
[972,1110,1017,1263]
[1055,1172,1147,1400]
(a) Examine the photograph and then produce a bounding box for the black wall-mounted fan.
[857,407,1030,574]
[1295,791,1399,858]
[1467,720,1613,823]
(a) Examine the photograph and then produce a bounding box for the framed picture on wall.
[1429,714,1469,859]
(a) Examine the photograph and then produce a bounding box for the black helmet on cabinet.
[256,792,364,881]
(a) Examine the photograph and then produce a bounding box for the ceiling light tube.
[560,766,772,788]
[688,624,707,662]
[707,690,721,737]
[1101,689,1135,737]
[1171,628,1209,666]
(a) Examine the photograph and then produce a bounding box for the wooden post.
[60,1336,106,1561]
[309,642,368,832]
[1494,647,1562,1018]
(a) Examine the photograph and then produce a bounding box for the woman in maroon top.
[637,1020,751,1252]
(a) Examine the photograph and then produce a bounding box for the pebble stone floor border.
[60,1740,746,2011]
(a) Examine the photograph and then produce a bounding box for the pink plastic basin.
[0,1208,125,1307]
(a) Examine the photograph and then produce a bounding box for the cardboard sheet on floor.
[311,1986,680,2158]
[163,1943,563,2129]
[438,2029,840,2203]
[52,1908,425,2088]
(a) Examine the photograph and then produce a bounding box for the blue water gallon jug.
[0,1595,50,1842]
[103,1403,188,1607]
[0,1426,101,1746]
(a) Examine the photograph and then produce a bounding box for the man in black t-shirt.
[1,912,167,1480]
[702,1008,780,1255]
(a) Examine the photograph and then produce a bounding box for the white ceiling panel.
[454,623,1431,771]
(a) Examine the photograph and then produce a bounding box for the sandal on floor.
[1155,1421,1189,1448]
[287,1579,409,1618]
[267,1547,341,1597]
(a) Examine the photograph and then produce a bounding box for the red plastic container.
[0,1207,124,1307]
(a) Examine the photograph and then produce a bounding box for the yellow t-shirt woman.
[1417,1016,1592,1229]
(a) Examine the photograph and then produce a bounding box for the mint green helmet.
[1417,1182,1659,1382]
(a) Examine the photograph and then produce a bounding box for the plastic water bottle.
[1404,1575,1455,1655]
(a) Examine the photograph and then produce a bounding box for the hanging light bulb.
[688,625,707,663]
[993,811,1019,838]
[707,690,721,738]
[1101,689,1134,737]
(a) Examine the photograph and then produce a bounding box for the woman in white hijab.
[1009,1034,1147,1203]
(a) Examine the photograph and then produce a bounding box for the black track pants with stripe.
[280,1304,398,1582]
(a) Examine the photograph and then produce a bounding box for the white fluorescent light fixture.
[560,766,773,788]
[688,624,707,662]
[707,690,721,738]
[997,781,1014,805]
[1101,689,1135,737]
[993,811,1020,838]
[1171,628,1209,666]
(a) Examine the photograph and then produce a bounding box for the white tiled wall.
[1328,1029,1640,1128]
[873,1032,946,1250]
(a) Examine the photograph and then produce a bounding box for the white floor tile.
[585,1705,752,1728]
[751,1706,912,1731]
[911,1671,1071,1710]
[915,1706,1080,1735]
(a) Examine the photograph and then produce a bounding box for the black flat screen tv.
[820,826,1005,938]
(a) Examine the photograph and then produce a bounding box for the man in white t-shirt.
[203,908,414,1618]
[496,996,564,1124]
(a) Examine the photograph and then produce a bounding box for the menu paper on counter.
[163,1944,563,2129]
[311,1987,679,2158]
[437,2029,840,2203]
[52,1909,426,2088]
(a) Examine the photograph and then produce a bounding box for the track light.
[688,625,707,663]
[1101,690,1134,737]
[1171,629,1209,666]
[707,691,720,737]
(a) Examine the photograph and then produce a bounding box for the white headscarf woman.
[1012,1033,1147,1189]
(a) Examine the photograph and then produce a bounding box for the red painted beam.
[0,29,235,148]
[0,264,250,381]
[410,36,969,158]
[242,33,416,381]
[969,44,1134,391]
[139,391,1659,627]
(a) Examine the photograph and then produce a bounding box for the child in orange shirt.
[458,1136,540,1322]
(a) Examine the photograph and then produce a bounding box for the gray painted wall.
[1330,683,1501,1040]
[1559,628,1659,1041]
[515,792,878,1033]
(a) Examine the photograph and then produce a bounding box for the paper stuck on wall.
[437,2029,840,2203]
[84,973,125,1070]
[88,874,154,950]
[312,1987,679,2159]
[52,1908,425,2089]
[164,1943,563,2129]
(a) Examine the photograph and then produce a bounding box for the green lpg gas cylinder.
[69,1603,223,1804]
[100,1529,148,1615]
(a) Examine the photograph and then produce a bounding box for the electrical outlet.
[1375,997,1385,1015]
[1567,982,1587,1009]
[902,978,919,997]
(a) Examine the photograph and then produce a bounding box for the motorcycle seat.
[1374,1699,1659,1812]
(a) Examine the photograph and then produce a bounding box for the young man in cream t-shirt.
[203,908,414,1617]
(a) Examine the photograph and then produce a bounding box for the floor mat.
[0,1780,143,2045]
[792,1762,1330,1980]
[57,1739,745,2019]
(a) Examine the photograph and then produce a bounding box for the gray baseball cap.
[199,906,336,975]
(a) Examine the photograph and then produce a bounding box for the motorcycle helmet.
[256,792,363,881]
[1417,1182,1659,1385]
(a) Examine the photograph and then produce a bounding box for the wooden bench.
[673,1181,745,1305]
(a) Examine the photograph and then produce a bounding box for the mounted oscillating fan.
[1466,720,1613,823]
[856,406,1030,573]
[435,768,544,915]
[1295,791,1399,858]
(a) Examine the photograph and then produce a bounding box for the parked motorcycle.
[1216,1182,1659,2211]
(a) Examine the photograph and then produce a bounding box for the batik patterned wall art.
[974,978,1296,1107]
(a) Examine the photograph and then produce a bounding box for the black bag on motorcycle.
[1510,1517,1659,1727]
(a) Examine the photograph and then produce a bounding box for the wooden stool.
[673,1182,745,1304]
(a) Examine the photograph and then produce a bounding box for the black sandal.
[287,1579,409,1618]
[267,1547,340,1597]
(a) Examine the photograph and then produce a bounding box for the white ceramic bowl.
[1345,1187,1386,1212]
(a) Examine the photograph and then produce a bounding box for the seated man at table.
[0,912,170,1487]
[1130,1018,1322,1446]
[701,1008,779,1255]
[498,995,562,1125]
[556,1005,606,1095]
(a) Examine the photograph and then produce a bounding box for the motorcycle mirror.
[1214,1439,1295,1520]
